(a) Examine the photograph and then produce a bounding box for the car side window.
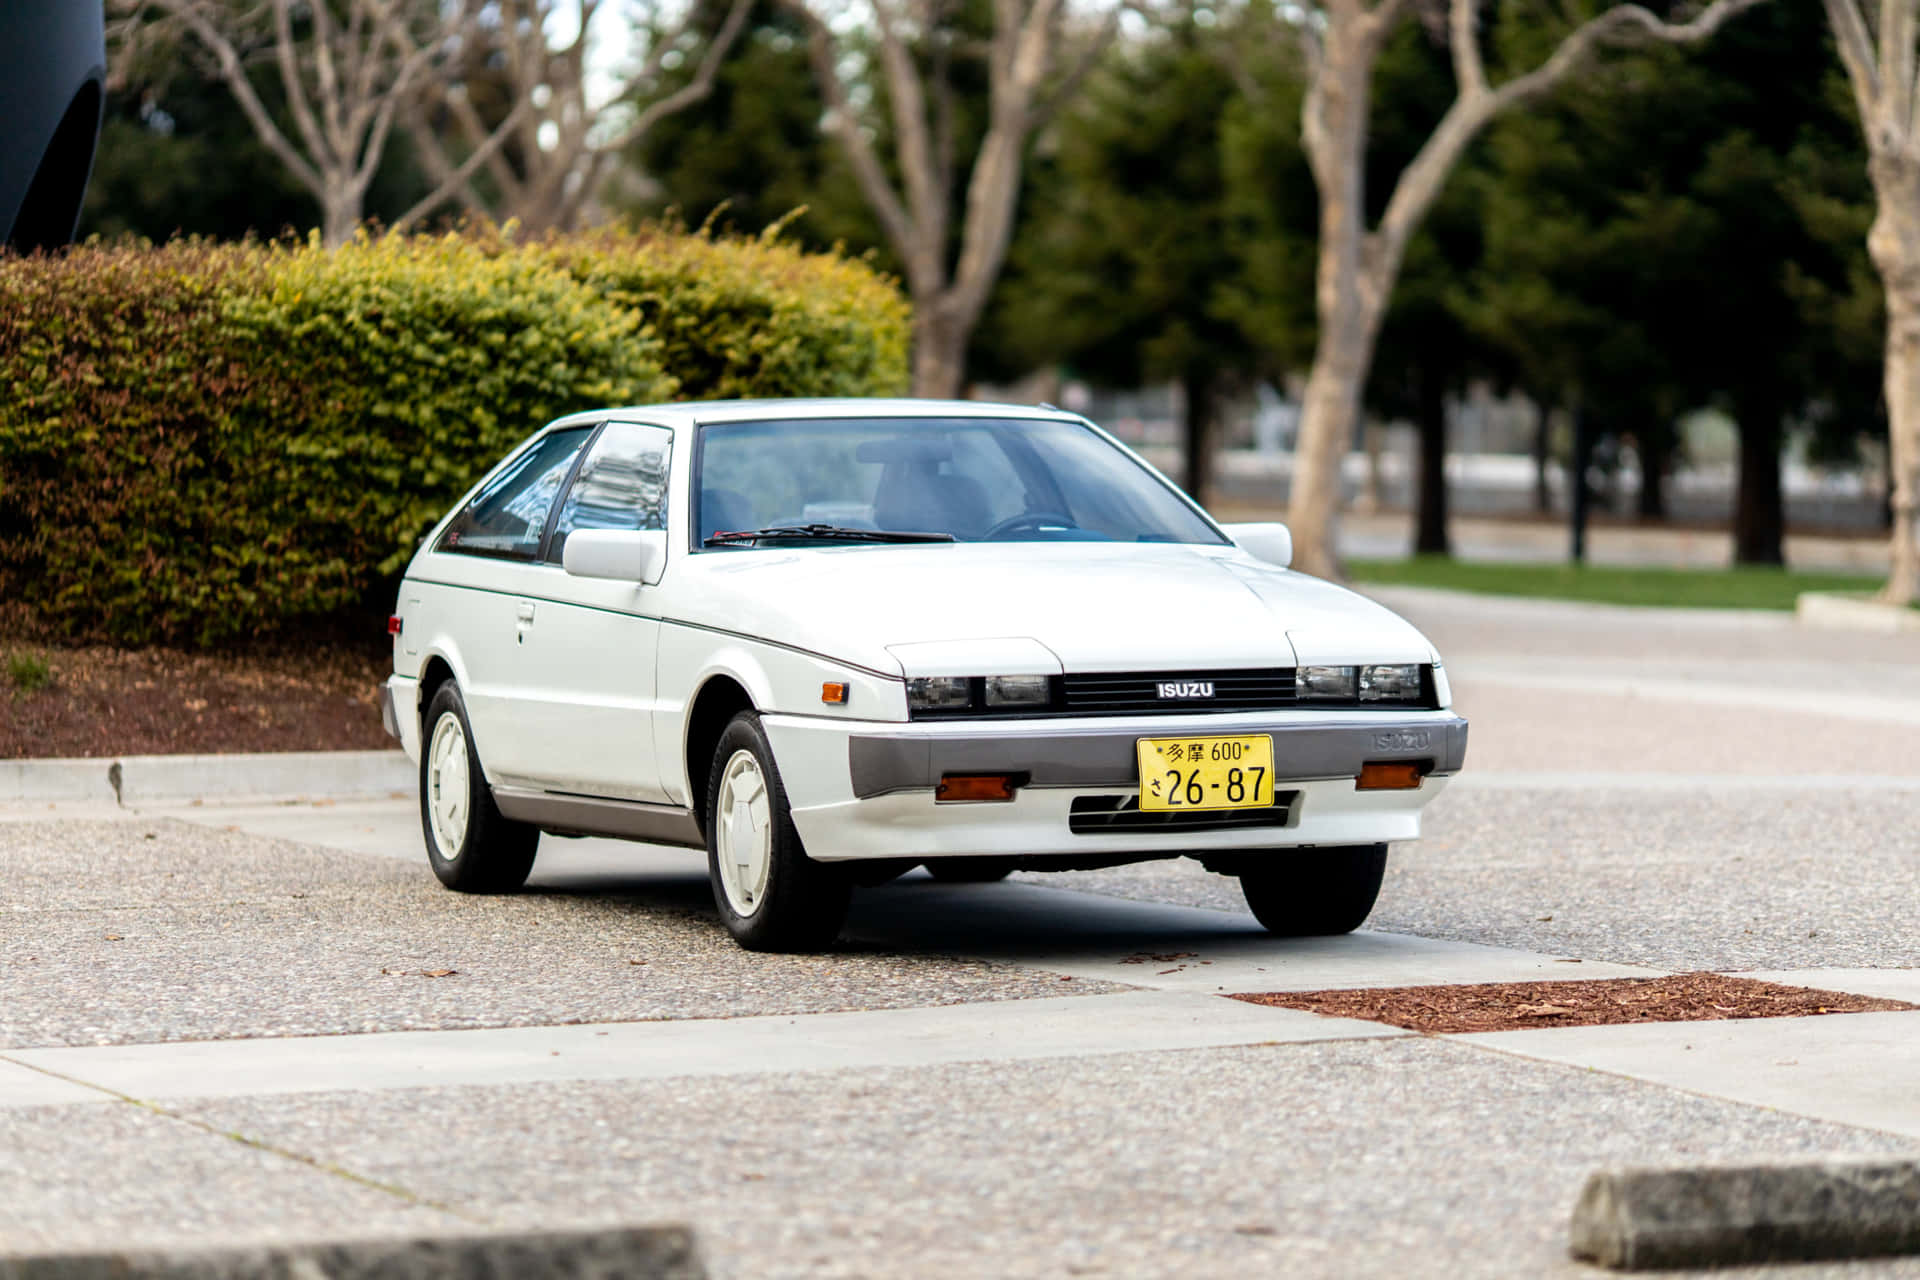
[546,421,673,562]
[438,427,593,560]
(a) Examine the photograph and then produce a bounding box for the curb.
[0,750,412,807]
[1797,590,1920,634]
[0,1224,703,1279]
[1569,1160,1920,1270]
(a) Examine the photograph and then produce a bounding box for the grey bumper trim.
[848,715,1468,799]
[379,681,402,741]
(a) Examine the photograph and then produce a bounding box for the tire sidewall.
[705,711,845,949]
[420,683,480,883]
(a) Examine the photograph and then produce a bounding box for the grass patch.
[1345,557,1889,611]
[5,650,52,693]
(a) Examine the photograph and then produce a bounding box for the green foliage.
[0,228,909,647]
[1348,557,1887,612]
[5,652,52,693]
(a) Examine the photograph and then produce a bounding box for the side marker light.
[821,682,850,705]
[1356,761,1424,791]
[387,615,403,636]
[936,774,1017,802]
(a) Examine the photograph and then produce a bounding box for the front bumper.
[762,709,1467,863]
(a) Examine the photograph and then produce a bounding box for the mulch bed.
[0,640,391,758]
[1231,973,1915,1034]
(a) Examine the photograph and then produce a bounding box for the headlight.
[1298,665,1357,700]
[1299,663,1426,704]
[1360,664,1423,703]
[907,676,970,712]
[985,674,1050,707]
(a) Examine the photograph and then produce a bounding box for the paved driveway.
[4,588,1919,1278]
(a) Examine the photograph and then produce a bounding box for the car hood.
[674,542,1436,676]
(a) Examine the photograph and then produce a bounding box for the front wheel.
[419,682,539,893]
[1238,845,1388,937]
[706,712,850,952]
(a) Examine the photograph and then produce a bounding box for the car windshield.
[696,417,1227,547]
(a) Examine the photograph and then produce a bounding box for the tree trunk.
[1636,431,1669,520]
[1290,297,1383,578]
[1533,400,1554,514]
[1413,370,1451,557]
[1732,395,1785,566]
[320,187,360,248]
[911,305,969,399]
[1182,370,1215,509]
[1868,167,1920,603]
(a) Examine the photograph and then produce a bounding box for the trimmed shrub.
[0,227,909,646]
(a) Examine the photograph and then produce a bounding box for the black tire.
[1238,845,1388,937]
[706,711,850,951]
[924,858,1014,884]
[419,682,539,894]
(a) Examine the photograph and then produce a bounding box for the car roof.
[547,397,1084,431]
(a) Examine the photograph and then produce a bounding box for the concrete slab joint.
[1569,1160,1920,1270]
[0,1225,705,1280]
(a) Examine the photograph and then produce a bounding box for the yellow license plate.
[1136,735,1275,812]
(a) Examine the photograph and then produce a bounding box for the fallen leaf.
[103,934,122,941]
[1233,1225,1277,1237]
[421,969,457,978]
[1515,1004,1576,1017]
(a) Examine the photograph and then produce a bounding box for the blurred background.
[38,1,1920,606]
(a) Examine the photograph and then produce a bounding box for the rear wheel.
[419,682,539,893]
[1238,845,1388,937]
[706,712,850,952]
[924,858,1014,884]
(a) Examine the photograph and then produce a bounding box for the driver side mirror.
[563,529,665,584]
[1223,522,1292,569]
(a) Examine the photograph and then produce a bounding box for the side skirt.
[491,786,706,849]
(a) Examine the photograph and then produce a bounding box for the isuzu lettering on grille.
[1157,680,1215,699]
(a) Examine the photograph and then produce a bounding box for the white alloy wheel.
[715,747,773,916]
[426,711,471,857]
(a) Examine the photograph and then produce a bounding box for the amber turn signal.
[936,774,1017,802]
[1356,761,1424,791]
[821,682,850,704]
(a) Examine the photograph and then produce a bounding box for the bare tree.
[784,0,1123,398]
[109,0,527,246]
[1823,0,1920,604]
[1268,0,1766,579]
[405,0,753,234]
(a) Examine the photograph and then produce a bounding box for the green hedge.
[0,228,909,646]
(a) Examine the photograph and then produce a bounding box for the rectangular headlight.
[1299,665,1357,700]
[984,674,1050,707]
[907,676,971,711]
[1359,664,1423,702]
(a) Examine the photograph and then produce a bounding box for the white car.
[382,399,1467,951]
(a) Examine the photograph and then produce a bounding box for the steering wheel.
[981,511,1080,540]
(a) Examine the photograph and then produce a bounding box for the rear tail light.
[387,614,403,636]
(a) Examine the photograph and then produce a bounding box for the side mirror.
[562,529,664,583]
[1223,522,1292,569]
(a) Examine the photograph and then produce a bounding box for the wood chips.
[1231,972,1914,1034]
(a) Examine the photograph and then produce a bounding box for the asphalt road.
[4,587,1920,1277]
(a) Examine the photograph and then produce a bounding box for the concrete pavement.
[6,588,1920,1276]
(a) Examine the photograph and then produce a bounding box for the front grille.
[1068,792,1300,835]
[1061,669,1297,715]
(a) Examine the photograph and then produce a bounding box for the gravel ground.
[0,820,1122,1049]
[1014,783,1920,973]
[0,1100,464,1253]
[139,1037,1920,1280]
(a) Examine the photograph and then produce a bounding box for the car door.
[509,420,675,804]
[427,424,596,790]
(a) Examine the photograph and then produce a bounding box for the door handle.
[516,602,536,624]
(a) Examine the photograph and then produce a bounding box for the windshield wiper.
[704,524,956,547]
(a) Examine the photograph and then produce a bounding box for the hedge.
[0,227,910,646]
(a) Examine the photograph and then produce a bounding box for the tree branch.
[394,94,537,232]
[1030,6,1123,128]
[602,0,754,151]
[268,0,335,173]
[1824,0,1882,129]
[783,0,923,282]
